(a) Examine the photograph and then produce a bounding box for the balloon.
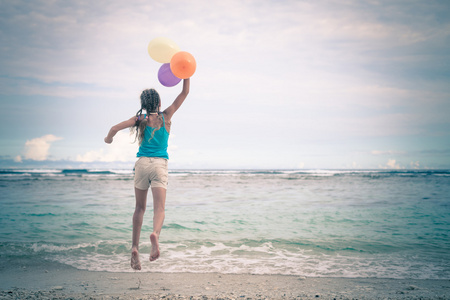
[147,37,180,63]
[170,51,196,79]
[158,63,181,87]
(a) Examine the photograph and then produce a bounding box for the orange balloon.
[170,51,196,79]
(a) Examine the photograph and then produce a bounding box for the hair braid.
[132,88,163,145]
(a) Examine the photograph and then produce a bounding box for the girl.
[104,78,190,270]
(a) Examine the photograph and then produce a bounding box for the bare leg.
[131,187,148,270]
[150,187,166,261]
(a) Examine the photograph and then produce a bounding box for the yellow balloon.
[147,37,180,63]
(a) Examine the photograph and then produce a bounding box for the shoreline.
[1,260,449,299]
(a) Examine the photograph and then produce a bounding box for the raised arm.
[163,78,190,121]
[104,116,136,144]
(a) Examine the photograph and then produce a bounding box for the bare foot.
[149,233,160,261]
[131,248,141,270]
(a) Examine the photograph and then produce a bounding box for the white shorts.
[134,157,168,190]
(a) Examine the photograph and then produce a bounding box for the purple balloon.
[158,63,181,87]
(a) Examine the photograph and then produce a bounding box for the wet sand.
[1,260,449,299]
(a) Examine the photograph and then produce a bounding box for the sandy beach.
[1,259,449,299]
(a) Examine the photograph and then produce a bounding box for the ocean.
[0,169,449,279]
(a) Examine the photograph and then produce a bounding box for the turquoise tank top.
[136,114,169,159]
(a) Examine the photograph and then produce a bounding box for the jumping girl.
[104,78,190,270]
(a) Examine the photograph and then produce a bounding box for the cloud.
[2,0,448,99]
[410,161,420,169]
[19,134,63,161]
[351,161,361,169]
[76,130,179,163]
[76,131,138,162]
[380,159,404,170]
[371,150,407,155]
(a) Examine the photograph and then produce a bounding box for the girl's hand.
[104,116,136,144]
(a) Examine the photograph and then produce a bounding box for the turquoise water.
[0,169,449,279]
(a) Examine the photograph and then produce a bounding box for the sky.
[0,0,449,170]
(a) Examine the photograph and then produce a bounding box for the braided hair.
[132,88,163,145]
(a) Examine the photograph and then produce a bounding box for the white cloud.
[20,134,63,161]
[410,161,420,169]
[371,150,407,155]
[380,159,404,170]
[351,161,361,169]
[1,0,445,100]
[76,131,138,162]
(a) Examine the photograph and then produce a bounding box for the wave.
[0,169,133,178]
[169,169,450,177]
[1,168,449,178]
[2,239,448,279]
